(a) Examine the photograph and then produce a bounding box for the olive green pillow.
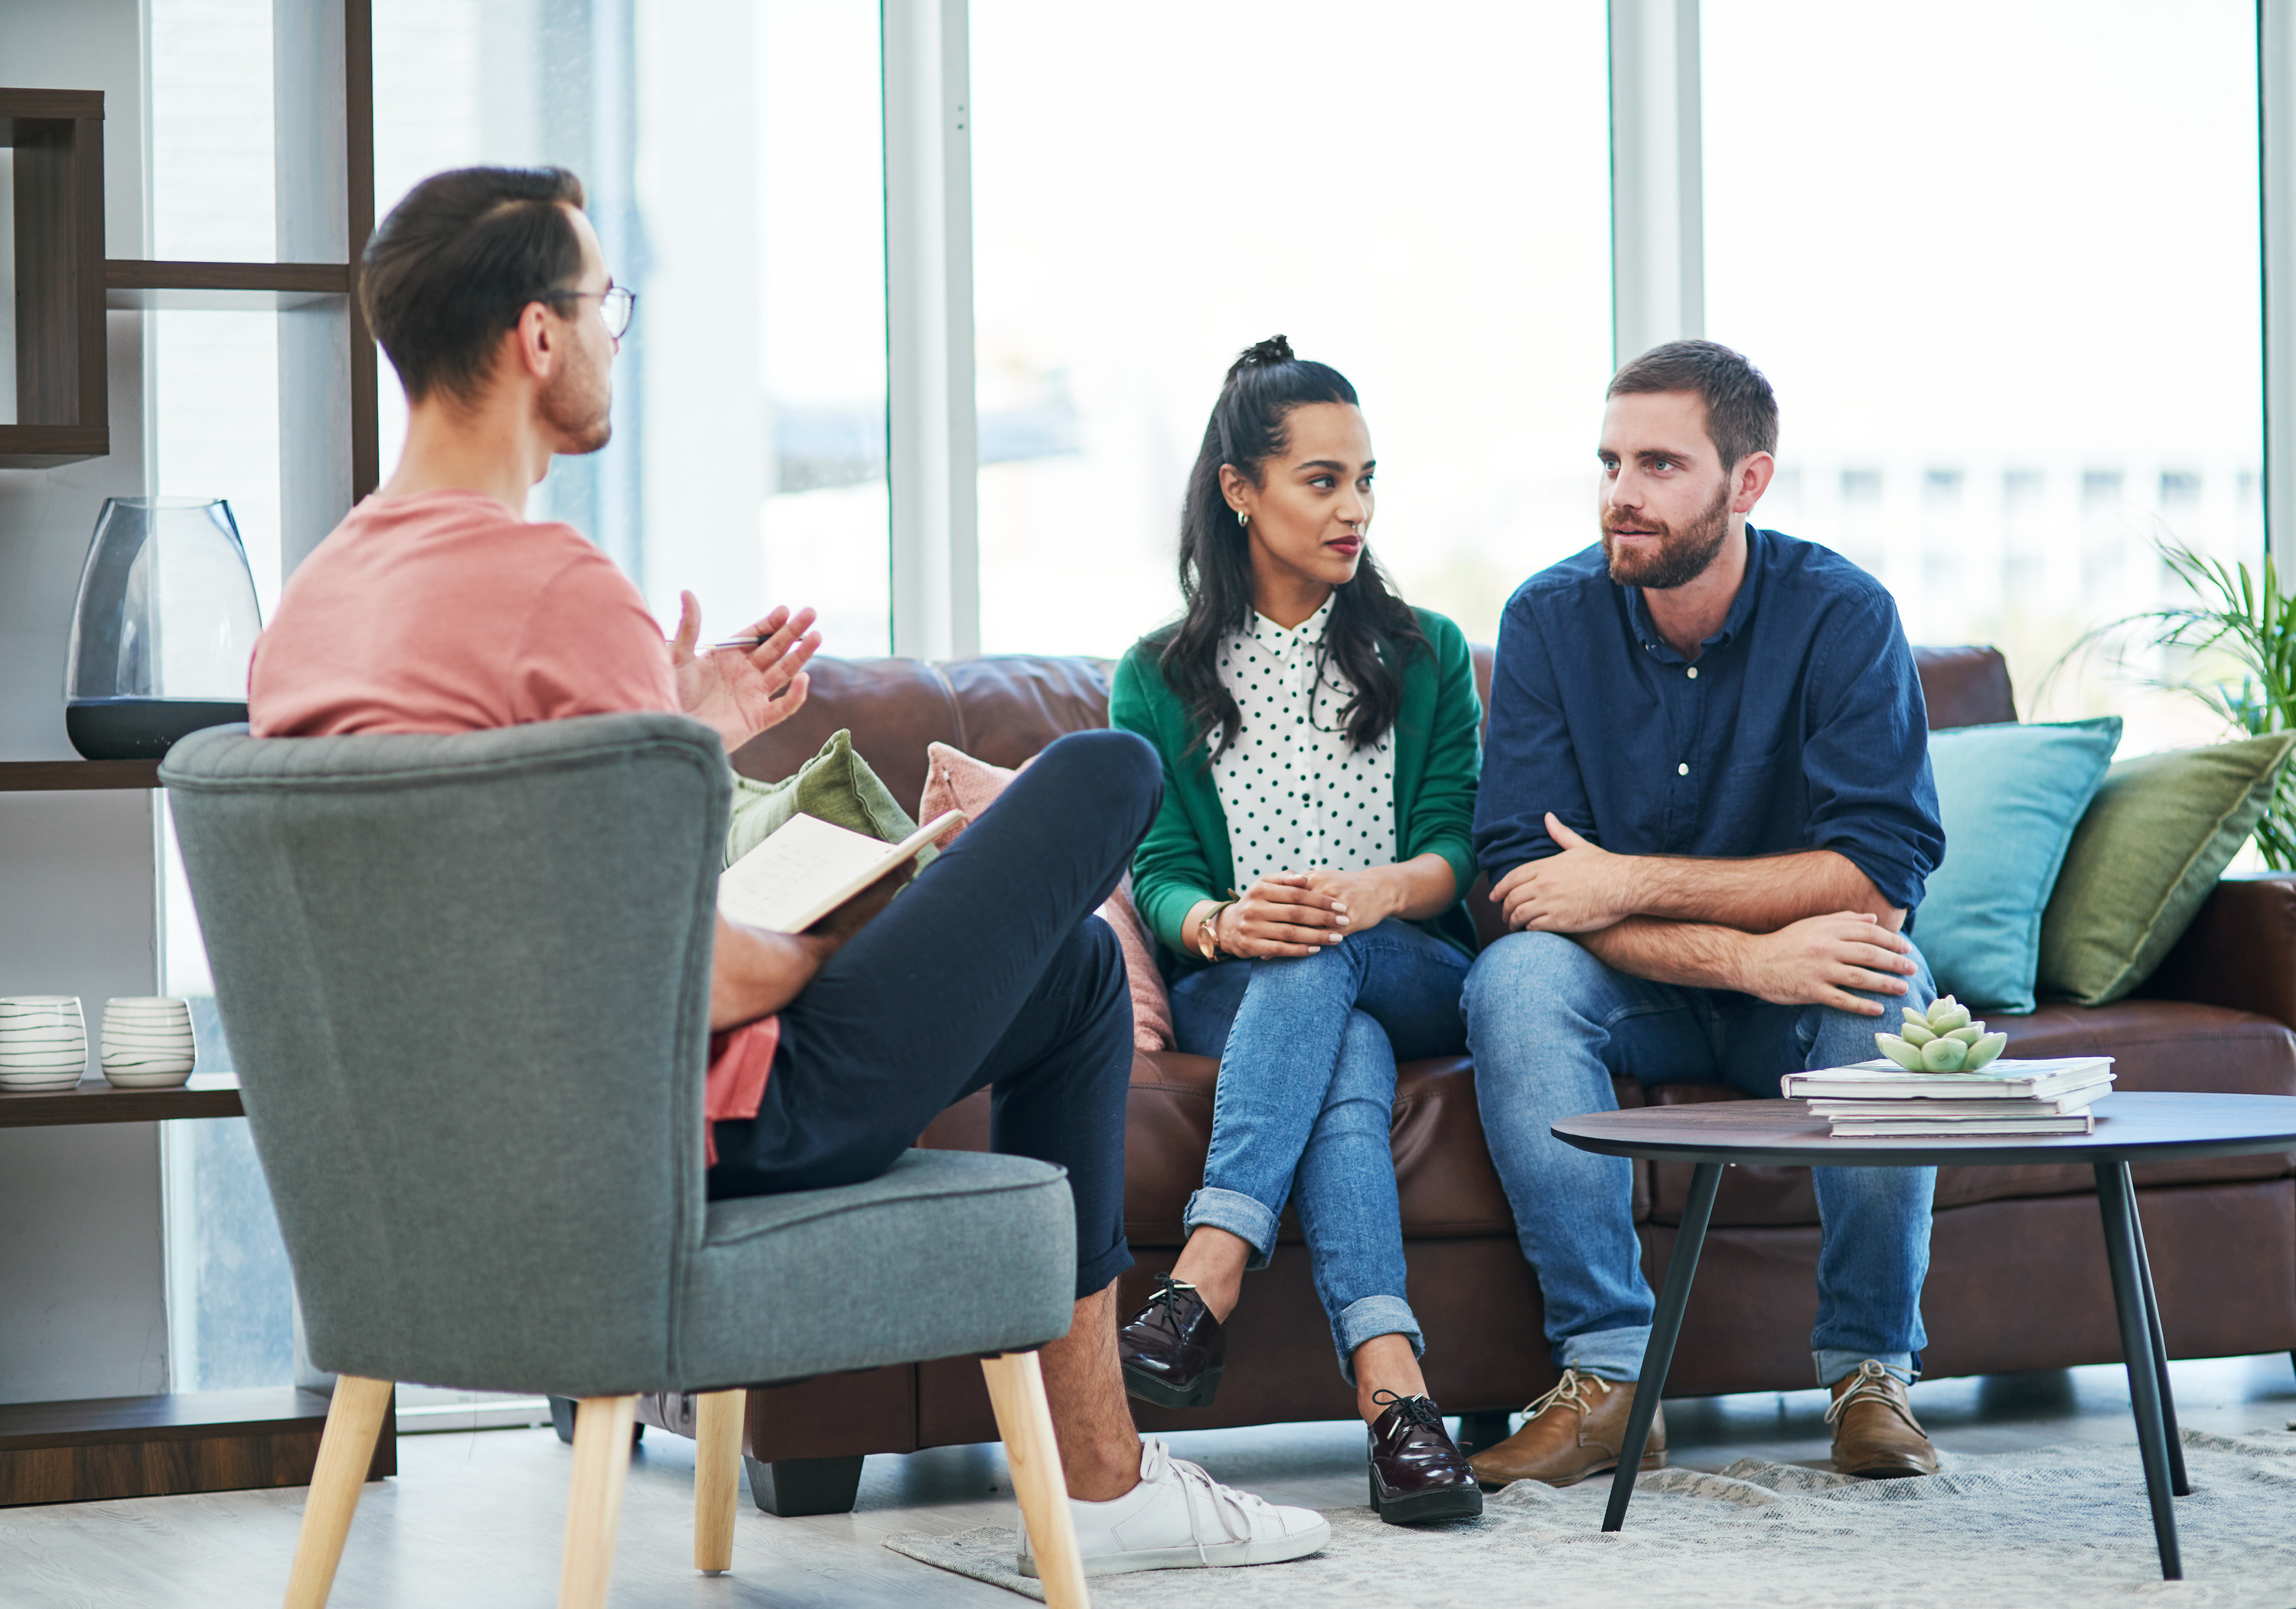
[722,729,926,867]
[2037,731,2295,1005]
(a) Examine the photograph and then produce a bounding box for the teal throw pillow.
[1916,716,2122,1013]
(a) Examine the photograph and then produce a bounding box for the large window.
[969,1,1615,657]
[370,0,892,652]
[151,0,292,1392]
[1701,0,2264,748]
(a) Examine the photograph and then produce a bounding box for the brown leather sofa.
[643,644,2296,1516]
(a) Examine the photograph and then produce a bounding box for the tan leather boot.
[1466,1368,1666,1489]
[1826,1359,1939,1478]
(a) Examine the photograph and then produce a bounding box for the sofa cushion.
[2039,733,2296,1006]
[1913,645,2017,729]
[1642,1000,2296,1227]
[1919,716,2122,1013]
[723,727,922,864]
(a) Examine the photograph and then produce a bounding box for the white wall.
[0,0,169,1404]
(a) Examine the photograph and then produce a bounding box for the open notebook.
[717,810,964,934]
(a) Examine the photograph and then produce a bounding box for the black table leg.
[1603,1160,1722,1532]
[2095,1160,2183,1579]
[2123,1172,2189,1496]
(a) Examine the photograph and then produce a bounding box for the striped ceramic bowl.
[0,997,87,1089]
[100,997,196,1087]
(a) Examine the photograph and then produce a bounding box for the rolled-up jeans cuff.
[1182,1186,1279,1271]
[1332,1295,1424,1385]
[1561,1325,1650,1383]
[1814,1349,1916,1387]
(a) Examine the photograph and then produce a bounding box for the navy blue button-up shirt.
[1473,527,1944,917]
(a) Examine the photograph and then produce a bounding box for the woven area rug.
[884,1428,2296,1606]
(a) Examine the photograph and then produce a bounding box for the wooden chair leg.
[282,1375,395,1609]
[559,1395,638,1609]
[980,1352,1090,1609]
[693,1389,745,1573]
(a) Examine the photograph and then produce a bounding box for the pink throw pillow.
[919,740,1176,1052]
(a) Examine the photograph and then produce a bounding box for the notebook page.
[717,814,895,933]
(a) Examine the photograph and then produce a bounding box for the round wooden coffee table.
[1550,1090,2296,1581]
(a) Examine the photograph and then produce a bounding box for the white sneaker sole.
[1021,1516,1331,1578]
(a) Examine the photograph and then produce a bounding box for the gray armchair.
[163,713,1091,1608]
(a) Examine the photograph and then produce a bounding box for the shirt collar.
[1623,526,1769,661]
[1245,594,1335,656]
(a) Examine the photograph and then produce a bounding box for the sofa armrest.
[2137,874,2296,1031]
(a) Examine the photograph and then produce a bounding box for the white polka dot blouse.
[1208,596,1398,887]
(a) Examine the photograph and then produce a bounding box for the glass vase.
[64,497,263,760]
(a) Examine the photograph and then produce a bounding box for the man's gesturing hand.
[671,594,820,750]
[1494,814,1633,933]
[1215,873,1350,959]
[1733,910,1918,1016]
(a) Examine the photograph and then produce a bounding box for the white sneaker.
[1019,1436,1330,1578]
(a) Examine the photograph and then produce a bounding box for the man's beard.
[1603,480,1730,589]
[540,351,613,455]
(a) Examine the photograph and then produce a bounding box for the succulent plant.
[1874,995,2007,1073]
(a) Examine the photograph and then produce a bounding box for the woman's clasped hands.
[1215,867,1406,958]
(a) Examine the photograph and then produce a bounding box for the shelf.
[0,426,109,468]
[0,759,161,791]
[0,1387,393,1506]
[0,1073,242,1129]
[105,259,351,311]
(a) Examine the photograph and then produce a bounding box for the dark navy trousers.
[706,728,1160,1298]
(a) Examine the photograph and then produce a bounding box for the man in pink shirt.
[248,165,1326,1575]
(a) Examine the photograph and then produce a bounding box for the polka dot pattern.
[1208,596,1397,886]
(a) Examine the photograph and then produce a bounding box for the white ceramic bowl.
[0,1069,85,1092]
[100,1068,194,1089]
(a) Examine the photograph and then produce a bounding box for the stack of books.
[1780,1056,2116,1137]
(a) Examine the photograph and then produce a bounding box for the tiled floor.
[2,1353,2291,1607]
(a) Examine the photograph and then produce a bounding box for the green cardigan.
[1110,606,1483,963]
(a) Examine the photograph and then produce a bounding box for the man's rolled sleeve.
[1801,596,1945,915]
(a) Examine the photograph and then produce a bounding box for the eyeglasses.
[541,282,637,340]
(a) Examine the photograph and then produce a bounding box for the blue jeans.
[1462,930,1938,1389]
[1169,919,1471,1383]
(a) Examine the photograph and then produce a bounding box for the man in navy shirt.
[1463,341,1946,1492]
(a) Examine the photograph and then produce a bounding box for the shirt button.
[1677,762,1689,776]
[1687,667,1698,680]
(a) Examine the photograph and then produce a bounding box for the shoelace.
[1522,1366,1609,1421]
[1823,1359,1924,1431]
[1147,1439,1283,1564]
[1371,1389,1444,1438]
[1140,1274,1199,1333]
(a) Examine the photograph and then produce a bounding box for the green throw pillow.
[722,729,926,867]
[2037,731,2295,1006]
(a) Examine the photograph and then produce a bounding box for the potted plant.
[2063,537,2296,868]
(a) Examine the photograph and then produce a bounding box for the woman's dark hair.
[1156,335,1427,762]
[360,165,589,403]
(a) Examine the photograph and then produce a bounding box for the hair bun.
[1238,335,1294,367]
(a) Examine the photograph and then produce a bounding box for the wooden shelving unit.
[0,1388,392,1507]
[1,5,383,1505]
[104,259,351,311]
[0,1072,398,1506]
[0,759,161,791]
[0,89,106,469]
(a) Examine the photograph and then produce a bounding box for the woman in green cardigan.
[1109,338,1485,1525]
